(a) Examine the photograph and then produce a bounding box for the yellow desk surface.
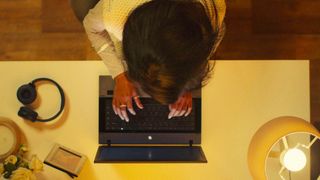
[0,60,309,180]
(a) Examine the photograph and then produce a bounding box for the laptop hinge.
[189,140,193,147]
[107,140,111,147]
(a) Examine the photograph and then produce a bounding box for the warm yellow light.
[248,117,320,180]
[282,148,306,172]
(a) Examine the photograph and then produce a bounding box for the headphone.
[17,78,65,122]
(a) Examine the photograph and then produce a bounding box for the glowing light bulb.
[282,148,307,172]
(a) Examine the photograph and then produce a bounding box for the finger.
[173,101,184,117]
[185,107,192,117]
[178,109,186,117]
[168,109,175,119]
[127,97,136,115]
[132,90,143,109]
[115,101,124,120]
[185,98,193,117]
[168,103,177,119]
[173,108,181,117]
[119,102,129,122]
[121,107,129,122]
[133,96,144,109]
[185,95,193,117]
[112,104,118,115]
[112,99,117,115]
[177,100,188,117]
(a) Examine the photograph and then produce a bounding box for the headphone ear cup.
[17,84,37,105]
[18,107,38,122]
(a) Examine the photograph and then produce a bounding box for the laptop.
[94,76,207,163]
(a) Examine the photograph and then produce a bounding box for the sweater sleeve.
[83,0,125,78]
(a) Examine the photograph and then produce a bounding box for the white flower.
[0,163,4,175]
[11,167,35,180]
[4,155,17,165]
[28,155,43,172]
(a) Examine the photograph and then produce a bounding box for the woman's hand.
[112,72,143,122]
[168,92,192,119]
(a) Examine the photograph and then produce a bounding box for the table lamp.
[248,116,320,180]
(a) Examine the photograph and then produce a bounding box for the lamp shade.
[247,116,320,180]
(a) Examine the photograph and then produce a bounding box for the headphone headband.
[17,78,65,122]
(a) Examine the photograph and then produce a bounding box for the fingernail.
[129,109,136,115]
[179,111,185,117]
[168,111,172,119]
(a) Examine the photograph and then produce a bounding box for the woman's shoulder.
[201,0,226,27]
[215,0,226,26]
[102,0,150,40]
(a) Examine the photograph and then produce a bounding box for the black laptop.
[94,76,207,163]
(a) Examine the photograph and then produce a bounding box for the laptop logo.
[148,136,152,140]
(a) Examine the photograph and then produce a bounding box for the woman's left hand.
[168,92,192,119]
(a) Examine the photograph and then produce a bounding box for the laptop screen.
[95,146,207,163]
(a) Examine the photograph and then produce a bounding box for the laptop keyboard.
[102,97,198,132]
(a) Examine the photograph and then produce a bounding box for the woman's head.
[123,0,218,104]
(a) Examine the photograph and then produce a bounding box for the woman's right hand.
[112,72,144,122]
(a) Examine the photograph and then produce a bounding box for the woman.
[83,0,226,122]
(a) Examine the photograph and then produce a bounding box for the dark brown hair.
[123,0,218,104]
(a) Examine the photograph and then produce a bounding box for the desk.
[0,60,309,180]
